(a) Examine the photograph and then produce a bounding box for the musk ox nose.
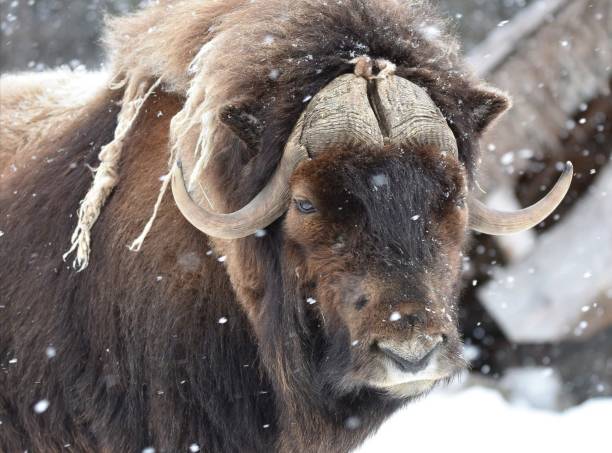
[376,335,444,373]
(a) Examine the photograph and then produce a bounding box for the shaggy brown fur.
[0,1,510,452]
[101,0,509,215]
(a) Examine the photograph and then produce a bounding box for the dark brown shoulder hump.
[0,86,265,451]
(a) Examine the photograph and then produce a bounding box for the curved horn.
[300,73,383,152]
[172,73,382,239]
[468,162,573,235]
[371,74,458,157]
[172,132,308,239]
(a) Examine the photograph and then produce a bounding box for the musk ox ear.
[219,104,263,150]
[466,86,512,134]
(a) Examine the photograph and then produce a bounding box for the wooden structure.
[466,0,612,343]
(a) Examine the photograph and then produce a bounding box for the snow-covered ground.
[357,385,611,453]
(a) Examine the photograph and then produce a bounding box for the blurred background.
[0,0,539,71]
[1,0,611,451]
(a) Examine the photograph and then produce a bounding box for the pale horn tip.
[468,159,573,236]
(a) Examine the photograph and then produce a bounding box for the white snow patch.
[500,367,562,410]
[189,444,201,452]
[306,297,317,305]
[356,386,612,453]
[218,317,228,324]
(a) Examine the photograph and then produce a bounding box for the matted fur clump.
[67,0,502,269]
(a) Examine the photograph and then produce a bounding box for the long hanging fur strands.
[64,74,162,271]
[61,0,477,272]
[64,41,221,271]
[129,39,223,253]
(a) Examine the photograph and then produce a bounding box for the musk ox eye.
[295,198,316,214]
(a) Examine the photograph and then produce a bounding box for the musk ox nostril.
[376,338,442,374]
[405,313,420,327]
[378,345,433,373]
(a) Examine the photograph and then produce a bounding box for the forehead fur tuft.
[102,0,491,186]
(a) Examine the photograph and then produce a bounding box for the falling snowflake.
[500,152,514,165]
[344,416,362,430]
[389,312,402,322]
[419,25,441,40]
[34,399,50,414]
[371,173,389,188]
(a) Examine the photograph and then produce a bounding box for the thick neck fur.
[0,91,273,452]
[1,89,400,453]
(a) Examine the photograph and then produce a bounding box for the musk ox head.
[172,58,572,398]
[284,142,468,397]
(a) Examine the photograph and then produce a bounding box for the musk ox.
[0,1,571,452]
